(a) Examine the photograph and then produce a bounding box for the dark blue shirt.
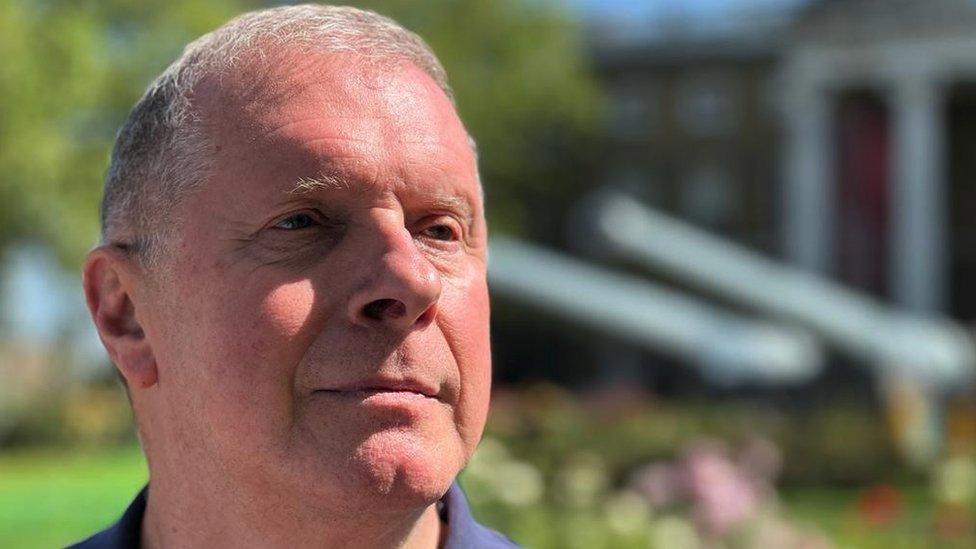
[69,482,518,548]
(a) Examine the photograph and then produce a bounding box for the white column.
[783,86,834,274]
[890,77,946,313]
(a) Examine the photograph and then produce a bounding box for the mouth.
[315,378,440,401]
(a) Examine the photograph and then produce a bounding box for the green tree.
[0,0,254,267]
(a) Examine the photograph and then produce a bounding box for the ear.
[82,246,158,389]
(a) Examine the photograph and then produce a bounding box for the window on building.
[607,165,664,206]
[676,72,739,138]
[608,79,658,139]
[679,162,738,230]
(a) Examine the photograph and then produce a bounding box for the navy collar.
[69,482,517,548]
[439,482,518,548]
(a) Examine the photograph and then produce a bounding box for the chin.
[344,429,465,509]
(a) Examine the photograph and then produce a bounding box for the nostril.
[362,298,406,321]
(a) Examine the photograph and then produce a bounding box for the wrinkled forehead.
[192,48,469,157]
[183,47,482,219]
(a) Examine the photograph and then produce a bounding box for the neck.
[141,475,443,549]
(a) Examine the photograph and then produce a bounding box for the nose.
[347,226,442,331]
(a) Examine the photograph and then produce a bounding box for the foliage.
[462,384,976,548]
[0,0,600,268]
[0,378,136,449]
[484,383,904,486]
[462,436,834,548]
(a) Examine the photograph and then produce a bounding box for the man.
[75,4,515,548]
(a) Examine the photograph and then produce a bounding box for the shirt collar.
[71,482,517,548]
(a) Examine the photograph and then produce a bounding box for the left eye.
[274,213,318,230]
[422,224,457,241]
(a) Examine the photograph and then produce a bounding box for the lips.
[317,376,439,400]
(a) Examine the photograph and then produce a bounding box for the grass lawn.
[781,484,944,549]
[0,446,147,548]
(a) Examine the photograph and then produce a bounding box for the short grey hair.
[102,4,455,267]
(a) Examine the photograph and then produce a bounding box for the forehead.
[194,50,478,203]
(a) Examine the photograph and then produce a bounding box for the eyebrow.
[427,194,475,226]
[288,173,351,194]
[287,173,476,226]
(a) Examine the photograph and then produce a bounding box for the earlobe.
[82,247,159,389]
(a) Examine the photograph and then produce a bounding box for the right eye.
[273,212,319,230]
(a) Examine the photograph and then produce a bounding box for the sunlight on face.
[142,52,491,512]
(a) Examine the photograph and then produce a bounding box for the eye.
[273,212,318,230]
[421,223,458,242]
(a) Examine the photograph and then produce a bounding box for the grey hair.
[101,4,456,268]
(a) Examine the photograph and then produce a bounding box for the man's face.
[139,52,490,510]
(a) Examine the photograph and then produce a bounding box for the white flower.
[604,490,653,535]
[650,516,700,549]
[556,453,609,507]
[492,460,544,507]
[933,456,976,505]
[466,436,511,477]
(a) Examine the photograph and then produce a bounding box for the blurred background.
[2,0,976,547]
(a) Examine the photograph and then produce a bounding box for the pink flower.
[683,447,760,537]
[631,463,684,508]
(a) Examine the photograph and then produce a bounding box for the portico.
[780,1,976,315]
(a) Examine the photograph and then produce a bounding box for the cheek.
[235,279,317,370]
[442,273,492,455]
[259,280,318,340]
[181,279,322,460]
[200,279,318,400]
